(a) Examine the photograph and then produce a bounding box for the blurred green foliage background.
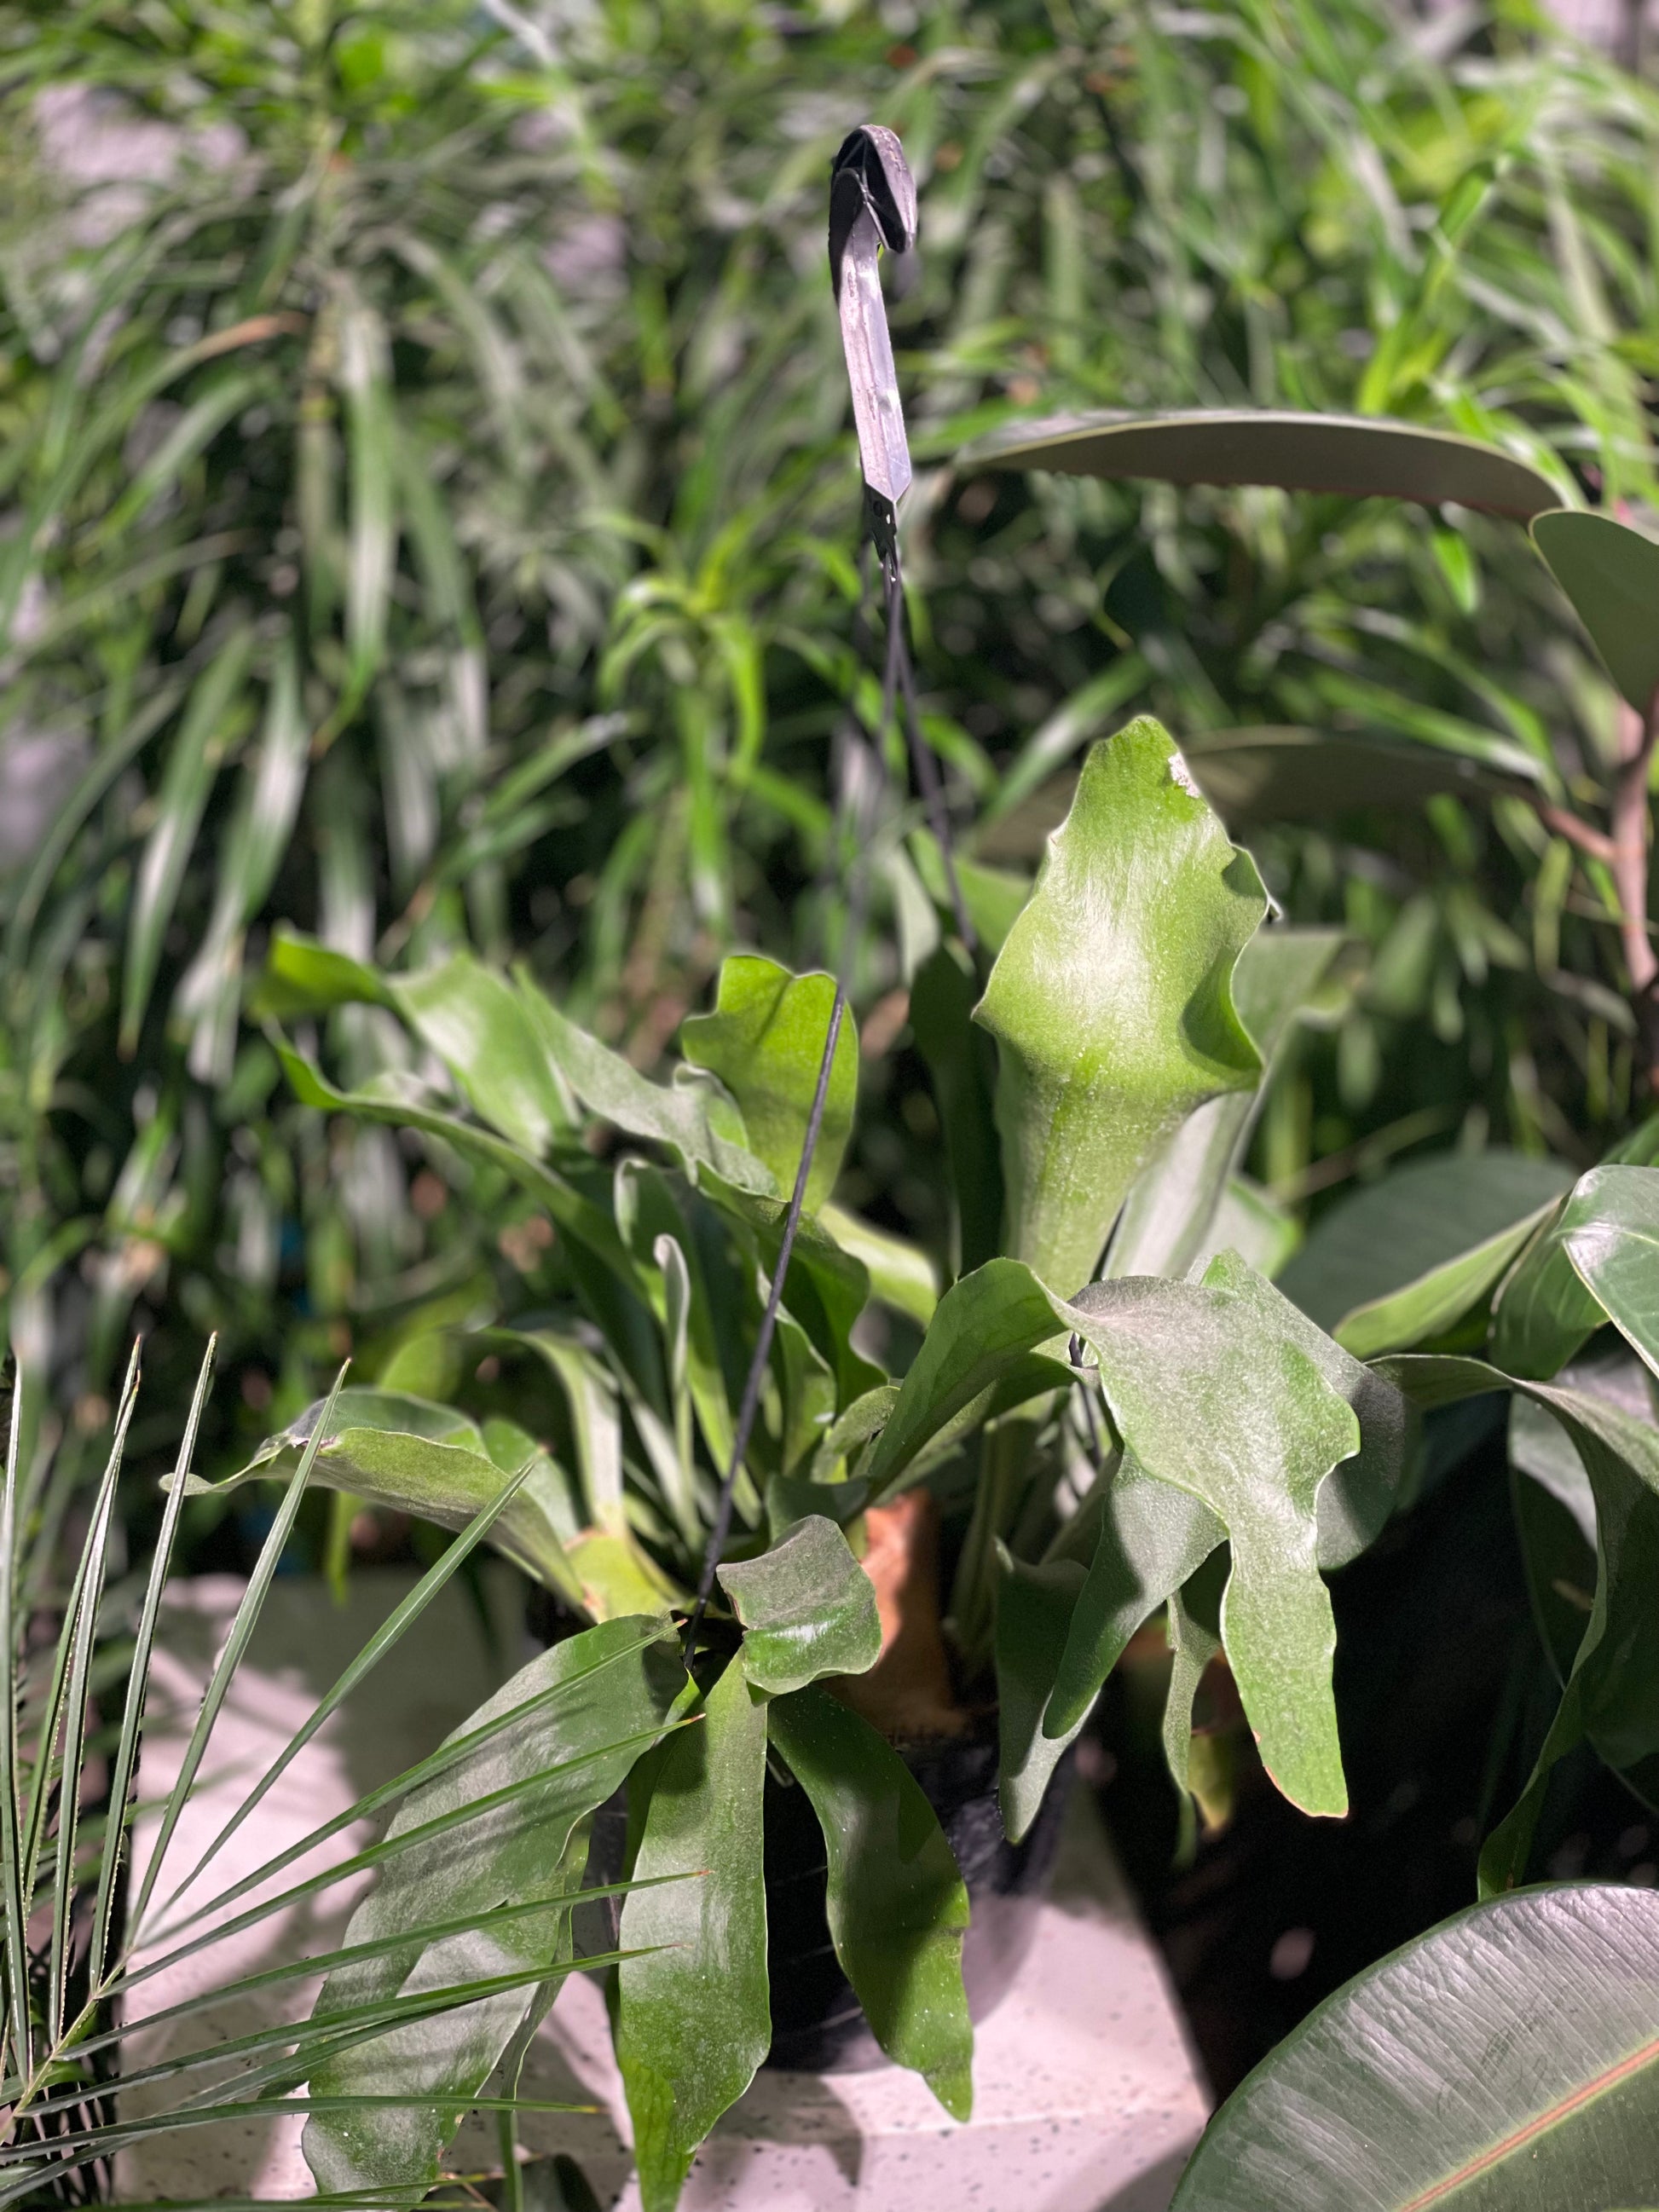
[3,0,1656,1549]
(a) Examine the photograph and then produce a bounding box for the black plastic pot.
[582,1712,1072,2074]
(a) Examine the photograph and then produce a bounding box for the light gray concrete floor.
[121,1572,1208,2211]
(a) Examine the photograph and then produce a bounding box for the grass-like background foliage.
[1,0,1655,1550]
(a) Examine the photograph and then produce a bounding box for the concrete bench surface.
[123,1573,1209,2210]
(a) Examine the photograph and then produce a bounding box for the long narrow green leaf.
[40,1345,142,2044]
[119,630,254,1052]
[88,1337,217,1988]
[129,1366,344,1938]
[145,1453,544,1936]
[0,1363,32,2081]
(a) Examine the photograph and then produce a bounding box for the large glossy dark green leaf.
[960,407,1561,517]
[717,1514,881,1695]
[1533,507,1659,712]
[1559,1165,1659,1384]
[910,941,1004,1275]
[1489,1164,1659,1379]
[1276,1148,1574,1354]
[303,1617,685,2200]
[1181,723,1546,819]
[679,956,858,1213]
[1172,1884,1659,2210]
[974,719,1266,1295]
[1107,927,1346,1282]
[615,1654,770,2212]
[1383,1354,1659,1890]
[767,1684,972,2118]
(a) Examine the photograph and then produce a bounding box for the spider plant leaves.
[767,1684,973,2121]
[118,621,255,1054]
[974,720,1266,1297]
[717,1514,882,1695]
[302,1614,686,2202]
[1532,508,1659,713]
[1170,1884,1659,2212]
[201,1389,595,1608]
[679,956,858,1214]
[174,646,309,1083]
[1276,1149,1575,1357]
[337,290,397,707]
[961,407,1563,519]
[615,1654,770,2212]
[1107,927,1348,1284]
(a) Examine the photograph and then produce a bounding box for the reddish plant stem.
[1611,684,1659,1090]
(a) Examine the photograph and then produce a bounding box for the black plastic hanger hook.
[830,124,917,541]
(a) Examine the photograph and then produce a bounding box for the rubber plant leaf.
[615,1653,770,2212]
[717,1514,882,1695]
[186,1389,598,1609]
[1107,927,1347,1283]
[388,950,577,1153]
[1555,1164,1659,1386]
[1170,1885,1659,2210]
[767,1684,973,2119]
[1178,722,1546,820]
[679,955,858,1214]
[1490,1164,1659,1380]
[1533,508,1659,713]
[302,1616,685,2200]
[959,407,1562,518]
[974,719,1265,1297]
[1275,1147,1573,1356]
[1381,1355,1659,1891]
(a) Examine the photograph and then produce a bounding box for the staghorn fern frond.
[0,1342,685,2207]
